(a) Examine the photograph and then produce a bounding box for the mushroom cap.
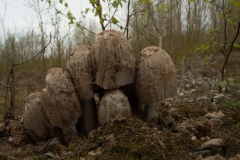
[91,30,135,89]
[98,89,131,126]
[66,44,94,100]
[42,68,82,135]
[23,92,52,142]
[135,46,177,110]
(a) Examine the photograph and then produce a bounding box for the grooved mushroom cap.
[23,92,52,142]
[98,90,131,126]
[91,30,135,89]
[42,68,82,135]
[66,44,94,100]
[135,46,177,110]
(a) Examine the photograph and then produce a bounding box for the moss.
[219,100,240,124]
[88,117,198,160]
[228,111,240,124]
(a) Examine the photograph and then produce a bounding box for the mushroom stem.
[145,103,159,122]
[80,98,98,134]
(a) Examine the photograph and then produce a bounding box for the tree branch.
[0,81,10,88]
[15,34,52,66]
[221,22,240,81]
[124,0,131,39]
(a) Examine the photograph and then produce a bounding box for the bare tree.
[26,0,50,69]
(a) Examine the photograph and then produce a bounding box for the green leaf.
[233,43,239,48]
[64,3,68,8]
[157,4,170,14]
[67,11,75,24]
[100,17,104,25]
[233,1,240,8]
[112,1,119,8]
[76,22,81,27]
[200,45,205,50]
[219,81,228,88]
[144,0,152,4]
[218,13,223,19]
[144,9,149,15]
[140,0,152,4]
[199,44,209,51]
[229,17,236,25]
[59,0,63,4]
[227,77,235,86]
[103,14,107,18]
[85,8,90,14]
[204,56,210,64]
[94,5,102,16]
[111,16,119,24]
[89,0,97,5]
[56,9,61,14]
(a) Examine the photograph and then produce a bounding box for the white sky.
[0,0,98,36]
[0,0,129,45]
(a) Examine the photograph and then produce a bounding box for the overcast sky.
[0,0,97,36]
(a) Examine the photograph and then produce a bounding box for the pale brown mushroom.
[66,44,94,100]
[42,68,82,136]
[91,30,135,90]
[66,45,98,134]
[23,92,53,142]
[98,89,131,126]
[135,46,177,122]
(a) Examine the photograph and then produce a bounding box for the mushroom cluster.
[22,30,177,142]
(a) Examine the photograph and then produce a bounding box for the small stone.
[191,136,197,141]
[190,89,196,94]
[44,152,58,159]
[229,154,240,160]
[87,147,102,159]
[200,138,224,150]
[105,134,114,141]
[109,139,116,146]
[205,111,225,119]
[200,136,210,141]
[202,154,225,160]
[179,92,184,97]
[140,126,148,130]
[158,140,166,148]
[0,123,5,129]
[8,136,13,142]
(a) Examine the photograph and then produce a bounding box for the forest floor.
[0,51,239,160]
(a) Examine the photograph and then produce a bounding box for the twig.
[0,81,10,88]
[4,68,12,116]
[124,0,131,39]
[39,137,60,153]
[15,34,52,66]
[55,9,96,35]
[104,8,117,29]
[221,22,240,81]
[3,34,52,122]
